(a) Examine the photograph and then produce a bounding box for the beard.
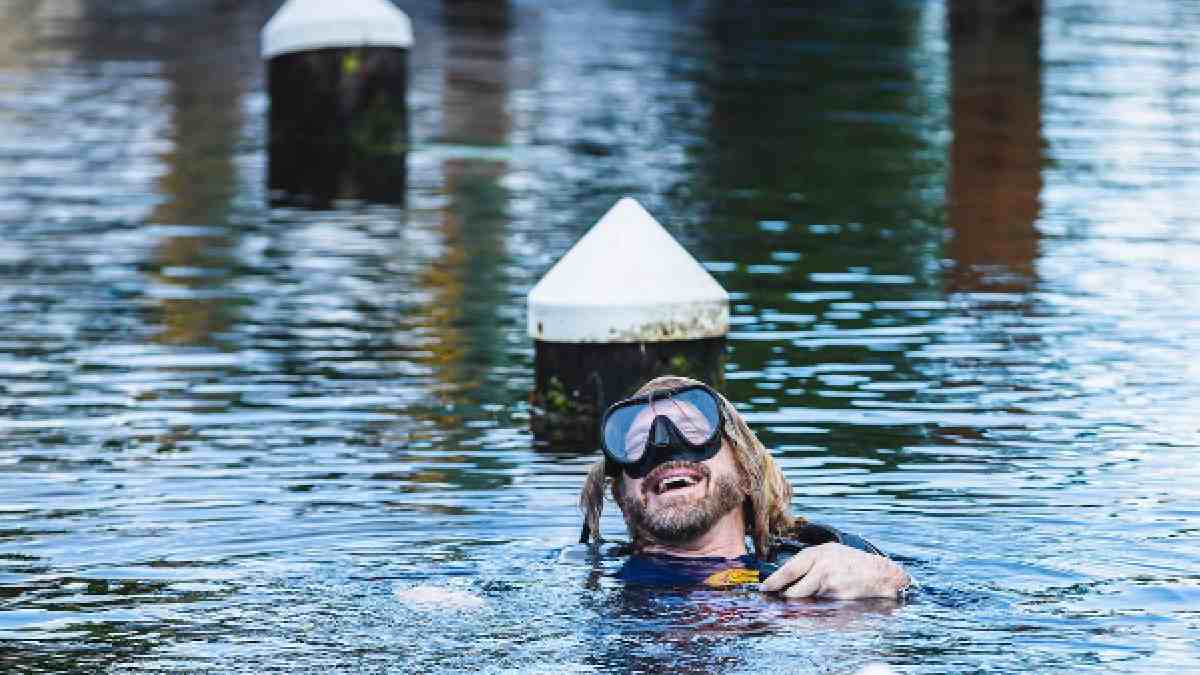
[616,465,746,546]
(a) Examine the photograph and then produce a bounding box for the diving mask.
[599,384,726,479]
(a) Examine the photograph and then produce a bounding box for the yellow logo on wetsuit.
[703,568,761,587]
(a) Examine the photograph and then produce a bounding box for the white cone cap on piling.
[261,0,414,60]
[528,198,729,343]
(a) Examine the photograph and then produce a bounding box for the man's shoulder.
[610,522,889,589]
[770,521,887,558]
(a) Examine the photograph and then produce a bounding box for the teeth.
[656,475,699,494]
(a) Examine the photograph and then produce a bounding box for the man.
[579,375,911,598]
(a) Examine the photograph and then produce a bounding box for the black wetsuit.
[616,522,886,588]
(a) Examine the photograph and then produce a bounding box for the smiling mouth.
[645,462,710,496]
[656,474,699,494]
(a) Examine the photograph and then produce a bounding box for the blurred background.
[0,0,1198,672]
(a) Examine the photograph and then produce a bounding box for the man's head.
[580,375,798,558]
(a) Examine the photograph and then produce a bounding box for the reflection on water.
[147,12,245,349]
[1,0,1199,672]
[948,0,1043,292]
[427,0,511,404]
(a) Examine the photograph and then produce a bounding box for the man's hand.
[760,542,910,599]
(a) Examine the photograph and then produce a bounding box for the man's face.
[614,403,746,545]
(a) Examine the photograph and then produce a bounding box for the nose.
[650,415,672,447]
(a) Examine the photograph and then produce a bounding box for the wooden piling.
[527,198,730,448]
[261,0,412,207]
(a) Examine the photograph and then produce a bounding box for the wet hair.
[579,375,803,559]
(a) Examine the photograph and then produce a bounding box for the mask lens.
[601,386,722,464]
[663,387,720,443]
[603,403,647,463]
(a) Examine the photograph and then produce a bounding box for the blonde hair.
[579,375,802,558]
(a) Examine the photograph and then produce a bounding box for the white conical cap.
[261,0,413,59]
[528,197,729,343]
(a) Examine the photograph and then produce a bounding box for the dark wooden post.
[261,0,412,207]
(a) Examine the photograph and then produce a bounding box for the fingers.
[759,546,818,592]
[761,542,912,600]
[781,570,822,598]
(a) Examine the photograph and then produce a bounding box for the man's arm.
[760,542,911,599]
[760,523,911,599]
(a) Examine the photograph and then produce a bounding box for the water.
[1,0,1198,671]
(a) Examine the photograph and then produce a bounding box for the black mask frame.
[600,384,726,477]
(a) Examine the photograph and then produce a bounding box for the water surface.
[1,0,1198,672]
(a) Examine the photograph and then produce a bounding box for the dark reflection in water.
[146,22,244,350]
[442,0,511,147]
[682,3,968,513]
[430,0,511,403]
[1,0,1199,672]
[947,0,1043,293]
